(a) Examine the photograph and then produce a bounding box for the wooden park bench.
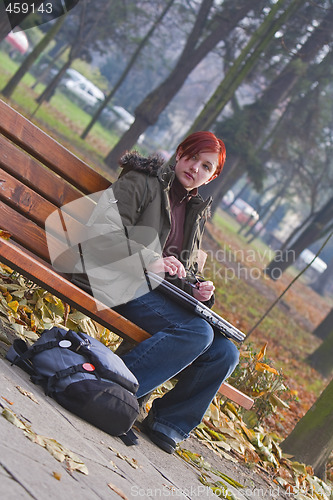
[0,99,253,411]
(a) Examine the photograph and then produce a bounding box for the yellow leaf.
[8,300,19,313]
[225,402,239,418]
[257,342,268,361]
[0,230,11,240]
[2,408,27,429]
[291,461,307,475]
[255,362,278,374]
[52,472,61,481]
[65,457,89,475]
[240,422,255,442]
[0,263,13,273]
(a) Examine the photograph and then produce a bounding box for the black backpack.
[6,327,139,442]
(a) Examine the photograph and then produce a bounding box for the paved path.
[0,322,288,500]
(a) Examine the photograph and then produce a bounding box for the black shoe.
[141,416,177,454]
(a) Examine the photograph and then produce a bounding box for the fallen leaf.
[107,482,129,499]
[0,330,11,344]
[52,472,61,481]
[16,386,39,404]
[2,407,26,429]
[2,408,88,475]
[0,230,11,240]
[109,447,139,469]
[255,362,278,374]
[65,457,89,475]
[7,300,19,313]
[257,343,268,361]
[43,437,67,462]
[2,396,14,405]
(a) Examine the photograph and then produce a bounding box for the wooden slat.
[0,237,150,344]
[218,382,254,410]
[0,168,57,227]
[0,167,92,233]
[0,134,83,207]
[0,203,56,262]
[0,99,111,194]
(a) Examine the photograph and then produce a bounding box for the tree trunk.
[279,212,315,253]
[104,0,255,168]
[34,57,72,108]
[81,0,176,140]
[1,15,66,98]
[312,308,333,341]
[31,42,70,90]
[187,0,303,133]
[265,198,333,279]
[281,379,333,479]
[306,329,333,377]
[0,1,45,40]
[247,200,282,243]
[203,4,333,210]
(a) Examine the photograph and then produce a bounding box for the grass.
[0,50,120,175]
[204,211,330,400]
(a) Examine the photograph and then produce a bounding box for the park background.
[0,1,333,498]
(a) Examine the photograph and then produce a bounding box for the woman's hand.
[147,256,186,279]
[193,281,215,302]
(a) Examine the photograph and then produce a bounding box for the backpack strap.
[6,339,35,375]
[119,429,139,446]
[6,338,63,374]
[43,362,101,395]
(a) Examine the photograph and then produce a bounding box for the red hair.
[176,131,226,176]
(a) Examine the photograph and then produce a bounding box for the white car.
[101,105,145,143]
[62,72,105,111]
[229,198,259,225]
[101,105,134,132]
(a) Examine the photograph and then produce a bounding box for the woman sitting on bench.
[73,131,239,453]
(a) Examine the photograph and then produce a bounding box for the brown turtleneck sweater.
[163,177,197,260]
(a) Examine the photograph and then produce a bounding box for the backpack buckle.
[75,338,90,352]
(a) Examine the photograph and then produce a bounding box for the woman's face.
[175,150,219,191]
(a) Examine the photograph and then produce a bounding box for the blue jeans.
[115,289,239,441]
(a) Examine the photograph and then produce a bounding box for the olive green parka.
[72,152,214,307]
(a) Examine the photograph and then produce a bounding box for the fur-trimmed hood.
[119,151,166,177]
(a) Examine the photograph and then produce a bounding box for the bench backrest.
[0,99,151,343]
[0,99,112,264]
